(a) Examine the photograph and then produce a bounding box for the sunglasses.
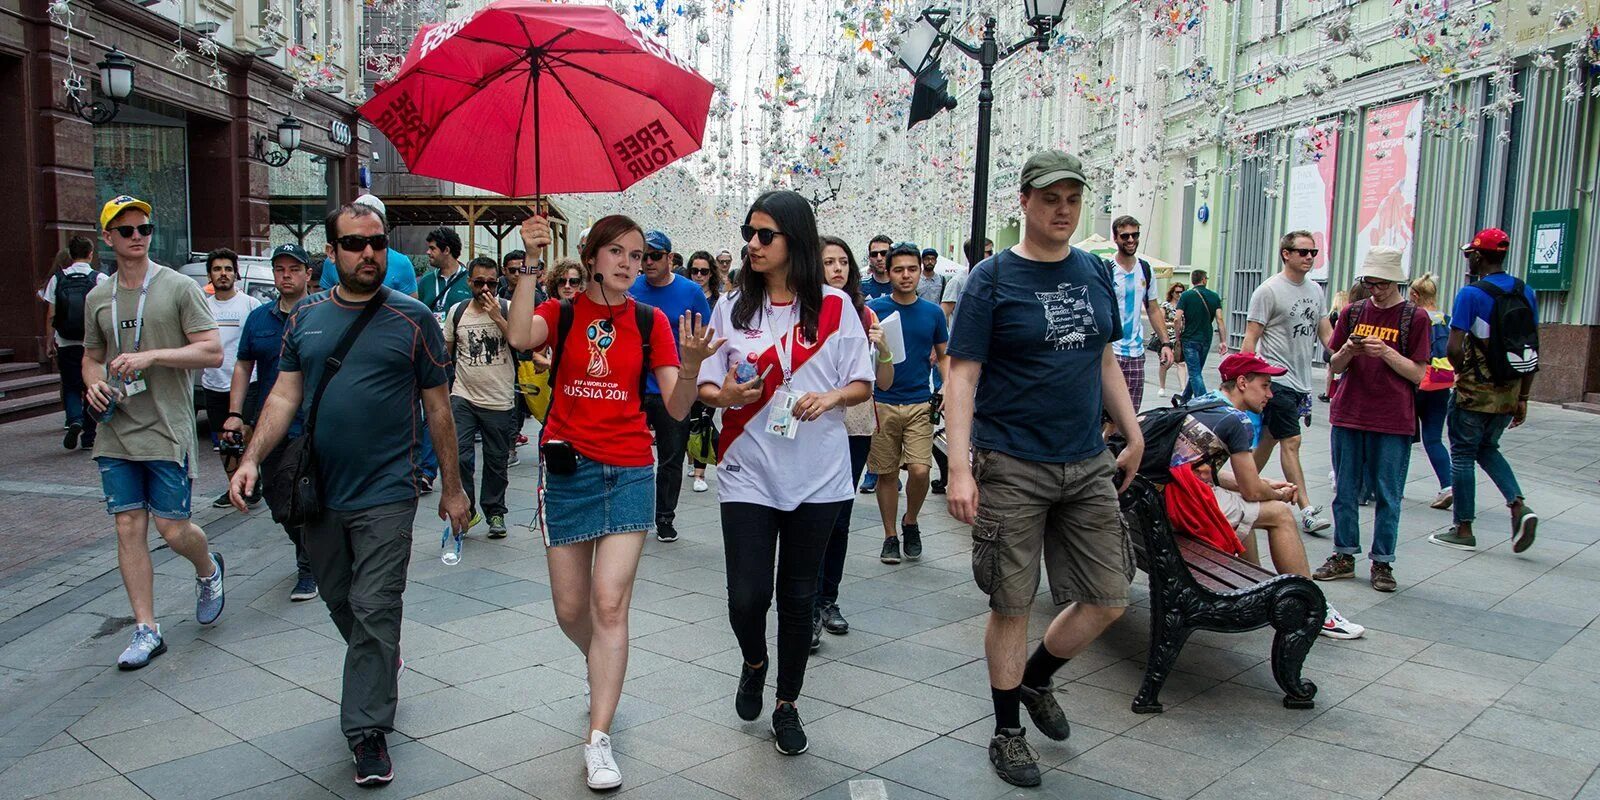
[690,267,711,275]
[558,277,584,287]
[109,224,154,238]
[335,234,389,252]
[470,279,499,288]
[868,249,889,259]
[741,225,785,246]
[1287,247,1319,258]
[716,258,732,264]
[645,251,667,262]
[1117,232,1141,241]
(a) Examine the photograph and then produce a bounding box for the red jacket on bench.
[1162,463,1245,557]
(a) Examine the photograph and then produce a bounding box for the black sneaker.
[820,602,849,635]
[353,731,393,786]
[736,660,767,721]
[211,491,234,509]
[901,523,923,560]
[656,521,679,543]
[930,479,946,495]
[79,434,95,450]
[989,727,1041,787]
[1018,684,1072,741]
[772,703,807,755]
[880,536,902,565]
[810,613,822,653]
[63,422,82,450]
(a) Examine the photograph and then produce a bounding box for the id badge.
[764,390,800,439]
[433,311,448,326]
[122,378,148,397]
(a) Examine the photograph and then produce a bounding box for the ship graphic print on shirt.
[586,318,616,378]
[1035,283,1100,350]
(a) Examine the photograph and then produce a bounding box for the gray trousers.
[302,498,416,748]
[451,395,516,518]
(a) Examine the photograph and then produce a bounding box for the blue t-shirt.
[948,248,1120,463]
[862,275,894,300]
[1449,272,1539,337]
[318,250,420,295]
[279,289,449,511]
[236,301,294,427]
[629,274,712,394]
[868,294,948,405]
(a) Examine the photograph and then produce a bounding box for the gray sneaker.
[1512,502,1538,553]
[1300,505,1331,535]
[196,553,226,625]
[487,514,508,539]
[1017,684,1072,741]
[989,727,1041,787]
[117,624,166,670]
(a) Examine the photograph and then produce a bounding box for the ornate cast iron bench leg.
[1268,580,1323,709]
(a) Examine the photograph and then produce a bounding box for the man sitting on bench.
[1173,353,1365,640]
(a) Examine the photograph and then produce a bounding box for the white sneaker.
[1320,606,1366,640]
[1430,487,1454,510]
[584,730,622,790]
[1157,388,1167,397]
[693,477,709,493]
[1300,505,1331,534]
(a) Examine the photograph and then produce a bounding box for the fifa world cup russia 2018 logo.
[586,319,615,378]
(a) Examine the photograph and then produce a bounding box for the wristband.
[225,412,245,422]
[878,351,894,363]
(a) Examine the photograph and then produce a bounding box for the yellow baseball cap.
[100,195,153,230]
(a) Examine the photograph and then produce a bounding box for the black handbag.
[263,287,389,526]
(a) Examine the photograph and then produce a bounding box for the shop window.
[94,106,191,271]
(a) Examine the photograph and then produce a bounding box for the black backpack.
[1470,277,1539,383]
[52,269,98,341]
[1107,399,1226,484]
[546,298,656,411]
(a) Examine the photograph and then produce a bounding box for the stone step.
[0,348,14,363]
[1562,401,1600,416]
[0,394,58,424]
[0,362,40,377]
[1584,392,1600,405]
[0,374,60,401]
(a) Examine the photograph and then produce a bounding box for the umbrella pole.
[532,57,542,214]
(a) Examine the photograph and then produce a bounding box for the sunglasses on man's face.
[110,224,154,238]
[1117,232,1140,241]
[470,279,499,289]
[868,249,889,259]
[741,225,784,246]
[645,251,667,262]
[1288,247,1319,258]
[558,277,584,287]
[335,234,389,252]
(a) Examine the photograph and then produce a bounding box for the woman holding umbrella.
[509,214,718,790]
[696,191,875,755]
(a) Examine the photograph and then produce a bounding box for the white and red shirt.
[697,286,875,510]
[535,295,679,467]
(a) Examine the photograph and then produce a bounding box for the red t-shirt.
[534,295,679,466]
[1329,300,1431,436]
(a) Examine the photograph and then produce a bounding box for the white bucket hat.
[1357,246,1406,283]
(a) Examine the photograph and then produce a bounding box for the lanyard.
[110,267,156,358]
[433,269,463,312]
[759,299,796,387]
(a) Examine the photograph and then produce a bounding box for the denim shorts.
[542,455,655,546]
[97,457,192,519]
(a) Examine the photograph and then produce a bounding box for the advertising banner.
[1354,98,1423,276]
[1286,125,1340,282]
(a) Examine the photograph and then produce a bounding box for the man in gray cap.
[944,150,1142,789]
[226,242,319,601]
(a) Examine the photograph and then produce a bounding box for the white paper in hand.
[879,310,907,365]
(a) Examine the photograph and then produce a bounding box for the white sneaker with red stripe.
[1320,606,1366,640]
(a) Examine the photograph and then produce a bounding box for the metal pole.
[969,18,998,266]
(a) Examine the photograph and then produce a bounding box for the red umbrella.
[359,1,713,197]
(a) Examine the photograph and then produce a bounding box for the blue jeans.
[1179,340,1208,402]
[1448,398,1522,525]
[57,345,97,436]
[1330,425,1410,563]
[1416,389,1451,489]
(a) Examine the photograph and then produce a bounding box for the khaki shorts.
[1212,485,1261,536]
[867,402,935,474]
[970,448,1133,615]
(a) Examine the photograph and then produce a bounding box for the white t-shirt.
[39,263,107,347]
[697,286,875,510]
[202,292,261,391]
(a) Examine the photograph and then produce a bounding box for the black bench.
[1118,477,1324,714]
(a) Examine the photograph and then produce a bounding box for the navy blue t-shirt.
[280,289,449,511]
[630,274,712,394]
[236,301,294,429]
[862,275,894,300]
[948,247,1120,463]
[868,294,948,405]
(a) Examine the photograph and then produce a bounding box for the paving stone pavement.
[2,376,1600,799]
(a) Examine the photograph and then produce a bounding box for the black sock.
[1022,643,1069,690]
[992,685,1021,731]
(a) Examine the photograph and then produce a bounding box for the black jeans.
[643,393,690,526]
[817,435,872,608]
[451,396,516,517]
[722,500,847,702]
[56,345,97,436]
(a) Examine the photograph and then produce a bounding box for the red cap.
[1462,228,1510,253]
[1218,353,1288,383]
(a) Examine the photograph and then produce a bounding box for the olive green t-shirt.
[82,264,217,477]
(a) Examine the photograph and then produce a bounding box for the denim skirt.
[542,455,655,546]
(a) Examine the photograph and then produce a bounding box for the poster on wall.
[1353,98,1423,277]
[1285,125,1340,282]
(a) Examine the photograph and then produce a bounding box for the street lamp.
[804,173,842,210]
[897,1,1067,266]
[250,114,303,167]
[68,47,135,124]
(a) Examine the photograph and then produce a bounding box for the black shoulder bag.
[264,287,389,525]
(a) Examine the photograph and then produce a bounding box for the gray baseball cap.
[1020,150,1090,190]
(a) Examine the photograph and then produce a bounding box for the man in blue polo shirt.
[629,230,712,543]
[226,243,320,602]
